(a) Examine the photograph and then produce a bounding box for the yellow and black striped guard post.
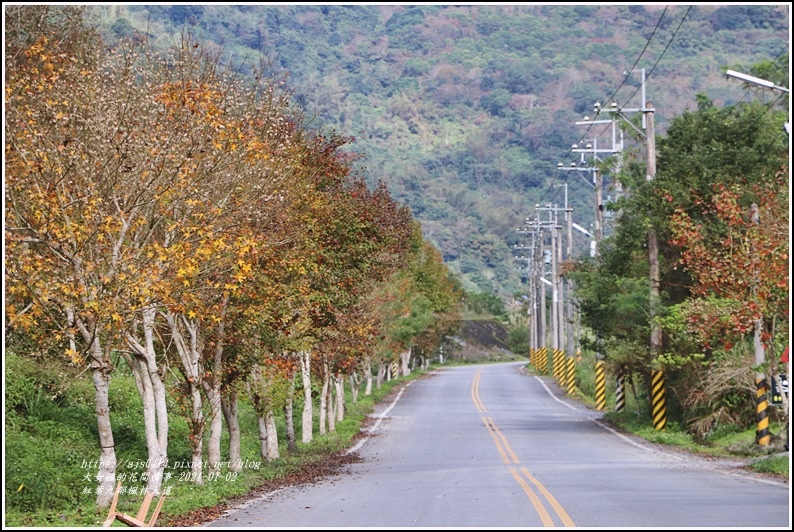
[566,356,576,395]
[615,366,626,412]
[755,376,770,446]
[595,359,606,410]
[553,349,564,383]
[651,369,666,431]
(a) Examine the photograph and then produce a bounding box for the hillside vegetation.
[92,4,790,299]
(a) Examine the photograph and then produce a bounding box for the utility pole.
[556,218,575,394]
[513,236,535,364]
[645,102,666,432]
[518,217,543,371]
[589,70,667,425]
[528,239,538,366]
[538,221,547,363]
[559,184,576,363]
[750,203,770,445]
[645,103,661,363]
[548,206,560,362]
[521,212,560,375]
[536,205,559,354]
[570,221,594,359]
[538,203,569,388]
[601,93,665,430]
[551,186,569,362]
[562,118,624,400]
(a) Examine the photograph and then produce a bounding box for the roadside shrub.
[507,323,528,355]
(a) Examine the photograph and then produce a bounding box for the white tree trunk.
[143,308,169,494]
[326,371,336,433]
[349,373,360,403]
[249,364,280,462]
[188,383,204,482]
[376,362,386,388]
[284,368,297,453]
[203,297,228,474]
[89,342,117,506]
[400,348,411,377]
[299,350,313,443]
[335,374,345,422]
[363,357,373,396]
[162,312,204,483]
[124,306,168,495]
[75,316,117,507]
[66,306,77,358]
[320,361,330,435]
[257,416,269,462]
[221,389,241,473]
[204,383,223,474]
[249,365,269,463]
[265,409,279,460]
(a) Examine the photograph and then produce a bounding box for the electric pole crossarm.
[601,108,648,139]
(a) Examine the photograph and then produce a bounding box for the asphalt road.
[207,361,791,528]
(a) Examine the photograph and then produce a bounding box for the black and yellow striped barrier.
[541,347,552,375]
[755,376,770,446]
[615,366,626,412]
[553,349,564,383]
[595,360,606,410]
[651,369,666,431]
[529,347,546,373]
[565,357,576,395]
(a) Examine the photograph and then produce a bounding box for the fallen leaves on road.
[160,450,364,527]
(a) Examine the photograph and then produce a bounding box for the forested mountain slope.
[93,4,790,300]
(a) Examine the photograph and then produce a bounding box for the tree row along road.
[207,361,790,528]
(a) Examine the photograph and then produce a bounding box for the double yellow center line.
[472,369,575,527]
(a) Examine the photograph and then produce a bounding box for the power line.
[630,6,692,100]
[539,6,675,208]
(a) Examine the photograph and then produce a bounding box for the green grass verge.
[4,352,408,527]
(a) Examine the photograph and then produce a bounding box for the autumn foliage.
[669,172,789,351]
[5,5,461,506]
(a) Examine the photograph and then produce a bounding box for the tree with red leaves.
[669,170,789,353]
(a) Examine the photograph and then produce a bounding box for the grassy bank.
[4,352,407,527]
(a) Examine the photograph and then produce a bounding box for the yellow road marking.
[473,368,576,527]
[510,467,555,527]
[520,467,576,527]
